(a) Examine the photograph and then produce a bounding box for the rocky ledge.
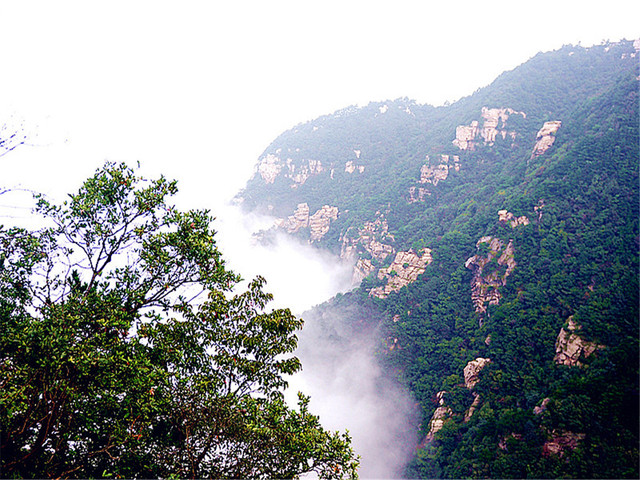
[370,249,432,298]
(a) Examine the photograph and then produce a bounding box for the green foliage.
[0,163,358,479]
[239,40,639,478]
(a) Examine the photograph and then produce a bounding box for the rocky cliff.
[370,249,433,299]
[465,236,516,315]
[453,107,525,150]
[424,391,452,443]
[554,317,603,367]
[531,121,562,158]
[276,202,338,241]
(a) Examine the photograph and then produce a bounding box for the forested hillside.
[237,39,640,478]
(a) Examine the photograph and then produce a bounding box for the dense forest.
[238,39,639,478]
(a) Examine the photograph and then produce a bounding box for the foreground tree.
[0,162,358,478]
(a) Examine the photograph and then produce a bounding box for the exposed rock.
[256,154,325,186]
[463,357,491,390]
[554,317,603,367]
[424,391,452,443]
[453,121,479,150]
[498,209,530,228]
[535,200,545,221]
[533,397,551,415]
[289,159,324,187]
[531,121,562,158]
[465,237,516,314]
[408,186,429,203]
[498,433,523,451]
[277,203,338,241]
[453,107,525,150]
[257,153,282,184]
[543,430,585,456]
[345,160,365,174]
[464,394,482,422]
[370,249,433,298]
[352,258,376,284]
[281,202,309,233]
[412,154,461,198]
[309,205,339,241]
[461,358,491,421]
[420,163,450,185]
[341,216,395,263]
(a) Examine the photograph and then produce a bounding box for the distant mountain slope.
[237,39,639,478]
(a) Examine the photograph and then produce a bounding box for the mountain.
[236,39,640,478]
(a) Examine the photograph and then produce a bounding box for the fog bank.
[215,205,418,478]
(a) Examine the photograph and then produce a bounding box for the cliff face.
[278,202,309,233]
[370,249,432,299]
[453,107,525,150]
[424,391,452,443]
[465,236,516,315]
[531,121,562,158]
[498,210,529,228]
[341,215,395,263]
[420,154,461,185]
[345,160,365,174]
[256,152,325,187]
[554,317,603,367]
[276,203,338,241]
[543,430,586,456]
[309,205,339,241]
[463,357,491,389]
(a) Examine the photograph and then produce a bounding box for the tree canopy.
[0,162,358,479]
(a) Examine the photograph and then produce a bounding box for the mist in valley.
[215,205,419,478]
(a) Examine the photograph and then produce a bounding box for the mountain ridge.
[237,38,639,478]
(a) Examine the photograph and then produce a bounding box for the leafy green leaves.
[1,162,357,479]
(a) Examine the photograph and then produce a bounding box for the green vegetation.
[240,40,639,478]
[0,163,358,478]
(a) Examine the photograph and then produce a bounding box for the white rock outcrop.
[280,203,310,233]
[464,357,491,390]
[554,317,603,367]
[424,391,452,442]
[453,107,525,150]
[278,203,338,241]
[408,186,429,203]
[345,160,365,174]
[453,121,480,150]
[257,153,282,184]
[309,205,339,241]
[533,397,551,415]
[256,154,325,186]
[465,237,516,314]
[543,430,585,456]
[410,155,461,201]
[498,210,530,228]
[531,121,562,158]
[420,163,450,185]
[352,259,376,284]
[462,357,491,421]
[370,249,432,298]
[289,159,324,187]
[341,216,395,263]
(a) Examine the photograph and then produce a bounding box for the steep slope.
[237,39,639,478]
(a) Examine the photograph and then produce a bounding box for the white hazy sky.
[1,0,638,211]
